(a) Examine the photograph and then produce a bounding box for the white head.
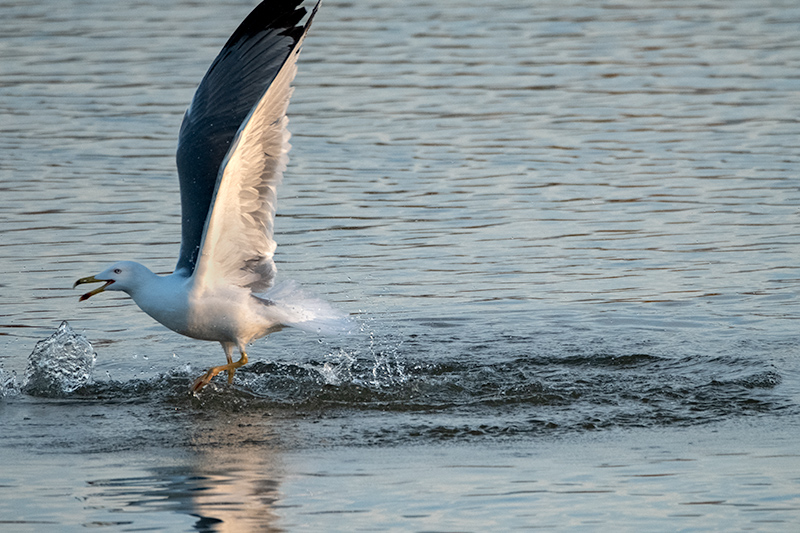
[74,261,153,301]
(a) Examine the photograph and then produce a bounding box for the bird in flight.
[74,0,346,393]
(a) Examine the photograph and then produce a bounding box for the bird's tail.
[260,280,352,336]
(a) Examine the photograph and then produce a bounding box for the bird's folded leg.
[191,350,249,393]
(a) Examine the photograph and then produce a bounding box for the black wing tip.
[227,0,319,47]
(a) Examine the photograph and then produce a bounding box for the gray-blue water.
[2,0,800,530]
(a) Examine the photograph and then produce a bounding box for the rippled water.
[2,0,800,530]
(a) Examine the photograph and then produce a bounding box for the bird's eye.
[113,268,122,274]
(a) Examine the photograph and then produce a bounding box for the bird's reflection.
[179,410,286,532]
[84,408,287,532]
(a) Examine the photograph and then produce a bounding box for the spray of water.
[22,321,96,397]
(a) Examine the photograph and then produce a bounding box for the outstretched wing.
[175,0,315,276]
[191,1,319,292]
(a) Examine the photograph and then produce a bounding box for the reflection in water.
[86,412,285,532]
[184,413,284,532]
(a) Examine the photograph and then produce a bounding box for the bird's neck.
[129,271,191,334]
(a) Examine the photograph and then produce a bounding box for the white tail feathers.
[261,280,352,336]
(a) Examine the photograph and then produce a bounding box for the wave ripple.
[43,335,790,443]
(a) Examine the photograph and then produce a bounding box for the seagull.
[74,0,345,393]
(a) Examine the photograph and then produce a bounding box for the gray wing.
[174,0,315,276]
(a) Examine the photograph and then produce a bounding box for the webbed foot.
[190,350,249,394]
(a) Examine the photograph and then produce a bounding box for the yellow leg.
[224,344,235,384]
[191,345,248,393]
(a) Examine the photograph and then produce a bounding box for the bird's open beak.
[73,276,114,301]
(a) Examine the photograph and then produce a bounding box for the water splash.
[0,367,20,399]
[365,330,407,388]
[316,348,356,385]
[23,321,97,397]
[6,321,790,443]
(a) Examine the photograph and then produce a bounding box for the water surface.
[1,0,800,530]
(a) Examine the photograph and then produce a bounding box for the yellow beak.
[74,276,115,301]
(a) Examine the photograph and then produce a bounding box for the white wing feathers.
[193,41,303,293]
